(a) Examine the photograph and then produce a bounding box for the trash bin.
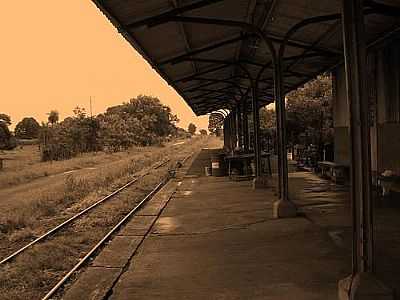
[205,166,212,176]
[211,153,226,177]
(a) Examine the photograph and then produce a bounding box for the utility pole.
[89,96,93,118]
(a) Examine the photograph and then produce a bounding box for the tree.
[15,117,41,139]
[0,113,16,150]
[188,123,196,135]
[259,75,333,158]
[285,74,333,160]
[199,129,207,135]
[99,95,178,149]
[0,113,11,125]
[48,110,59,125]
[208,113,224,136]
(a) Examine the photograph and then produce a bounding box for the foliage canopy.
[15,117,41,139]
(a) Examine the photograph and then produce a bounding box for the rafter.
[173,64,231,83]
[176,57,264,68]
[183,76,249,91]
[159,34,249,66]
[169,0,198,75]
[126,0,224,28]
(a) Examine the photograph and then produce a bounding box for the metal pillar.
[232,107,239,150]
[236,104,243,149]
[343,0,373,276]
[228,112,236,152]
[242,97,250,152]
[251,81,262,177]
[274,58,289,201]
[230,113,234,151]
[338,0,393,298]
[224,116,232,152]
[271,58,296,217]
[274,65,283,199]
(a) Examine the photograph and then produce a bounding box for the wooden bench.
[317,161,349,183]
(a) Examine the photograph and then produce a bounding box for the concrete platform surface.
[105,152,350,300]
[63,149,400,299]
[109,176,349,300]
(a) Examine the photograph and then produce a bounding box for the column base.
[272,199,297,218]
[252,176,269,189]
[338,273,394,300]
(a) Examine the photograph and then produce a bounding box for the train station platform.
[64,149,400,299]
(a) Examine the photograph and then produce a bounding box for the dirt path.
[0,167,99,211]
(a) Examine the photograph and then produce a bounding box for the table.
[225,152,271,176]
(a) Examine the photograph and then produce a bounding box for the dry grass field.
[0,144,159,189]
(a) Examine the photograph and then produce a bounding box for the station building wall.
[333,38,400,175]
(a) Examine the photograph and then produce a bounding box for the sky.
[0,1,209,131]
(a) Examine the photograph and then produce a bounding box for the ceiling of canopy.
[92,0,400,115]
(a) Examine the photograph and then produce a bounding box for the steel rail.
[41,178,168,300]
[0,159,171,265]
[41,152,193,300]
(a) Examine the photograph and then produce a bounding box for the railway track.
[0,159,171,266]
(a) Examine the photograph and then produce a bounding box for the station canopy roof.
[92,0,400,115]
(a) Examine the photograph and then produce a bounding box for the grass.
[0,143,166,189]
[0,136,219,300]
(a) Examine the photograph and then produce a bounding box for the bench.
[317,161,349,183]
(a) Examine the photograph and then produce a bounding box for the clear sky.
[0,1,209,131]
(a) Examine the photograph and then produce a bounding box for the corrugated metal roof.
[92,0,400,115]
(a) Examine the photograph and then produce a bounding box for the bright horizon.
[0,1,209,131]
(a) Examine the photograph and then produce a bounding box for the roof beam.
[183,76,248,92]
[173,64,231,83]
[191,89,243,100]
[183,79,234,93]
[191,90,228,100]
[265,33,342,55]
[176,57,265,67]
[191,95,232,104]
[159,34,249,66]
[183,76,249,91]
[157,23,340,57]
[233,0,258,78]
[190,85,242,94]
[285,20,342,74]
[168,0,198,75]
[192,89,244,98]
[365,0,400,17]
[126,0,224,28]
[183,81,229,93]
[192,89,272,101]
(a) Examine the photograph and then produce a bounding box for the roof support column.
[275,59,287,200]
[251,80,262,177]
[230,110,237,151]
[242,98,250,152]
[236,104,243,149]
[271,55,297,217]
[338,0,394,299]
[223,117,230,152]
